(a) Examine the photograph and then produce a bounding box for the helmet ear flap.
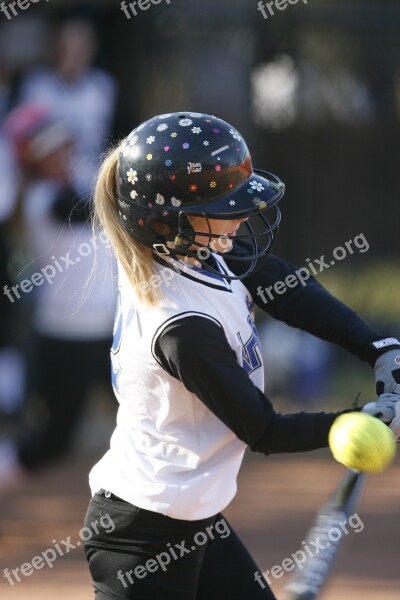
[150,222,171,237]
[174,212,196,249]
[150,221,174,254]
[150,214,194,251]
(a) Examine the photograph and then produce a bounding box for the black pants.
[83,491,276,600]
[17,334,112,470]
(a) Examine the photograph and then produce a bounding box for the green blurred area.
[321,262,399,407]
[319,262,400,328]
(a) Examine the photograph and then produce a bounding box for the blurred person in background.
[0,206,23,426]
[18,17,117,192]
[0,180,24,427]
[0,57,25,426]
[0,104,115,491]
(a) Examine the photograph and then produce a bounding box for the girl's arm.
[225,240,395,368]
[153,315,358,455]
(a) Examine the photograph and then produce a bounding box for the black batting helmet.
[117,111,284,279]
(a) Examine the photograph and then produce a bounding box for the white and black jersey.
[89,253,267,519]
[89,241,383,520]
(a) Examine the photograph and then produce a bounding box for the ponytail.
[93,143,158,306]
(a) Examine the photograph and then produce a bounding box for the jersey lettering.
[237,314,262,375]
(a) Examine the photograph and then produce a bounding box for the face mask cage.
[162,201,282,280]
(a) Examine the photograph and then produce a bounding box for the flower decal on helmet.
[179,119,193,127]
[127,169,138,184]
[146,136,155,144]
[249,180,265,192]
[191,127,202,134]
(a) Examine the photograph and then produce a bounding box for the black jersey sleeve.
[153,315,355,455]
[225,240,383,366]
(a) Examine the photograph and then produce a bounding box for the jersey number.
[237,315,262,375]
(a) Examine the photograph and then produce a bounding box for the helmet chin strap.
[173,212,213,255]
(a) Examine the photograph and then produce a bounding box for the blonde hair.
[93,142,159,306]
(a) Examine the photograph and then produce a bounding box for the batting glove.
[370,338,400,396]
[362,393,400,442]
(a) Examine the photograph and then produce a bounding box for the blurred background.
[0,1,399,599]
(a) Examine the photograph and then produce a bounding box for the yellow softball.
[329,412,396,473]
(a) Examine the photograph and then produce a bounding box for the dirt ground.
[0,445,399,600]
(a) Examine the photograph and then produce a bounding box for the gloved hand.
[371,339,400,396]
[362,393,400,442]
